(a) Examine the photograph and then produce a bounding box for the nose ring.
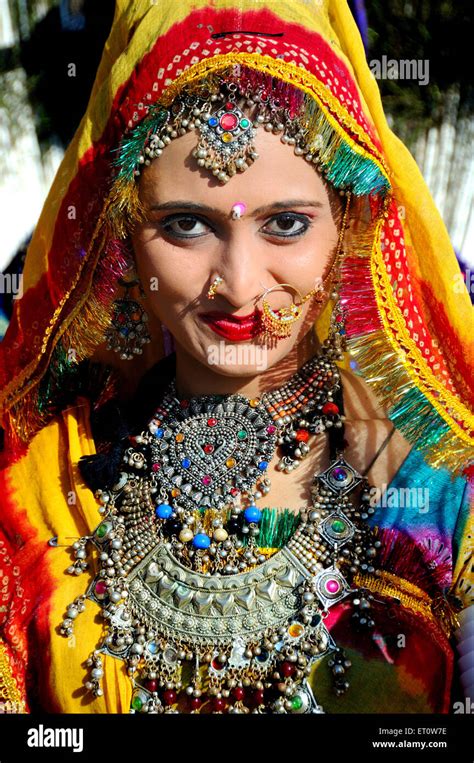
[207,275,224,300]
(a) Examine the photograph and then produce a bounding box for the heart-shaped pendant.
[150,394,277,511]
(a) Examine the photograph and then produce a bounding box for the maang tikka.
[106,275,152,360]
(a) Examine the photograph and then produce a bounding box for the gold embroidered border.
[0,204,111,422]
[370,226,474,439]
[0,641,26,713]
[354,570,458,638]
[160,53,391,182]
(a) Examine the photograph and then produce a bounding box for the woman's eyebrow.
[148,199,324,215]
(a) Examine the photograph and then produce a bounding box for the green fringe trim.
[325,140,388,196]
[388,384,454,452]
[347,331,472,475]
[111,104,170,184]
[241,508,301,549]
[37,344,80,415]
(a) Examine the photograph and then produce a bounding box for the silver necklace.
[61,354,381,714]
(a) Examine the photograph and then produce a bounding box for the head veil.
[0,0,472,477]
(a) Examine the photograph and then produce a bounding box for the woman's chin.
[202,341,272,376]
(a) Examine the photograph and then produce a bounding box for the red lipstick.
[198,310,262,342]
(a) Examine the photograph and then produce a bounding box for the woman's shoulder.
[339,366,413,486]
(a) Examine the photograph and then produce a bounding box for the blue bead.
[155,503,173,519]
[192,533,211,549]
[339,328,346,335]
[209,117,218,126]
[181,458,191,468]
[244,506,262,523]
[155,428,164,438]
[258,461,268,471]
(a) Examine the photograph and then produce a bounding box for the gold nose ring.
[207,275,224,300]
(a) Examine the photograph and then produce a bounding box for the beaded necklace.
[61,352,381,714]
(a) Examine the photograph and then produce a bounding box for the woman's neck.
[174,331,320,399]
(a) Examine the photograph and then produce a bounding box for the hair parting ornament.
[111,65,390,221]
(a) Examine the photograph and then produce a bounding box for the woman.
[0,0,472,715]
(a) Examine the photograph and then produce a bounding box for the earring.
[323,192,352,360]
[105,277,151,360]
[207,275,224,300]
[323,290,347,361]
[259,283,319,339]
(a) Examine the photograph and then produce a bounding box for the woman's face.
[132,127,342,377]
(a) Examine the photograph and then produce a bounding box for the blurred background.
[0,0,472,336]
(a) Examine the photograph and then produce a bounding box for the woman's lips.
[198,310,262,341]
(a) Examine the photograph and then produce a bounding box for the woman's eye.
[158,212,311,240]
[261,214,311,237]
[161,215,211,238]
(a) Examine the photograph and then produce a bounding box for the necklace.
[61,352,380,714]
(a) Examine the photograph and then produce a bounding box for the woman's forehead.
[139,128,332,206]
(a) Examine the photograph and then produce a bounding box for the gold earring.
[259,283,317,339]
[207,275,224,300]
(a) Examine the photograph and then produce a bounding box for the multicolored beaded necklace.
[61,351,381,714]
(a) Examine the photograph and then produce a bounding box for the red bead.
[180,400,189,408]
[253,689,265,705]
[146,679,157,693]
[281,661,296,677]
[207,418,218,427]
[163,690,177,705]
[295,429,309,442]
[213,697,226,712]
[322,402,339,415]
[225,101,234,110]
[191,697,202,710]
[203,444,214,454]
[232,686,245,701]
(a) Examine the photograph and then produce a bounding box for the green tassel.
[242,508,301,548]
[37,343,80,415]
[389,384,451,450]
[325,141,389,196]
[112,104,169,183]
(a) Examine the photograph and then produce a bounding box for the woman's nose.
[211,232,265,309]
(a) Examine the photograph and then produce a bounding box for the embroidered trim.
[160,53,391,183]
[0,641,26,712]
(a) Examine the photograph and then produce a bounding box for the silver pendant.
[150,394,277,511]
